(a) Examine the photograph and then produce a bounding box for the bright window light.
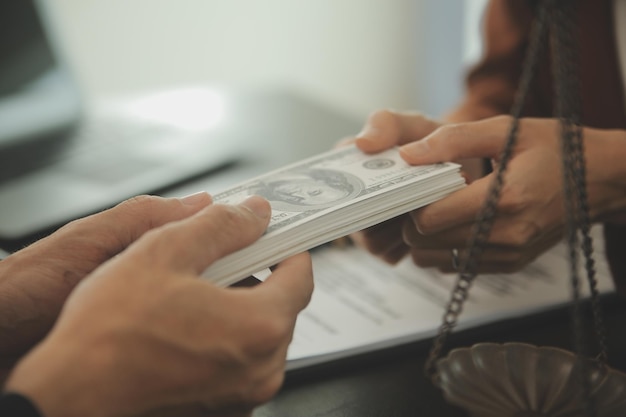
[125,87,224,132]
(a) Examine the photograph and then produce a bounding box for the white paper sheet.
[286,226,615,370]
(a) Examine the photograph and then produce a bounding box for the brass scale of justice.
[424,1,626,416]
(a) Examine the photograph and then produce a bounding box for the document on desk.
[286,226,615,370]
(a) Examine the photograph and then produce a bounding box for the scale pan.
[435,342,626,417]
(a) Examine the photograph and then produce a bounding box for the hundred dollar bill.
[213,144,460,236]
[204,145,464,286]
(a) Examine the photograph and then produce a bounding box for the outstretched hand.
[6,195,314,417]
[0,192,213,379]
[353,111,626,272]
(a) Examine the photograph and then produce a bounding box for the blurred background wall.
[46,0,488,121]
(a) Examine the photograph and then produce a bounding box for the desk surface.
[255,296,626,417]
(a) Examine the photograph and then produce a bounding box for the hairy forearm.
[0,256,64,356]
[0,263,41,384]
[0,251,75,387]
[4,333,114,417]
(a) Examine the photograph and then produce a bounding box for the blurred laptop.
[0,0,246,243]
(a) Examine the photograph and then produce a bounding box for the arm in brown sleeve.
[446,0,536,123]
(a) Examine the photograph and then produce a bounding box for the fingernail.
[355,133,380,151]
[240,195,271,219]
[355,125,381,142]
[355,136,375,149]
[181,191,211,206]
[401,139,430,157]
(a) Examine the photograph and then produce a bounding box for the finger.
[138,195,271,274]
[256,252,314,316]
[403,217,550,250]
[28,193,214,264]
[355,110,441,153]
[350,215,408,256]
[80,192,213,249]
[409,248,528,274]
[379,243,410,264]
[352,233,408,264]
[408,228,561,274]
[156,404,253,417]
[141,403,215,417]
[403,221,474,249]
[205,408,254,417]
[399,115,512,165]
[409,176,492,234]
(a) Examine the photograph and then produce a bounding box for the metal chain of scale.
[424,0,609,415]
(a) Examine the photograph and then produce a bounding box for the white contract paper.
[286,226,615,370]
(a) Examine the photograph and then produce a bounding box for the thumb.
[134,195,272,275]
[355,110,441,153]
[399,116,511,165]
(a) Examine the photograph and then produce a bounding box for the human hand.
[359,114,626,272]
[348,110,470,264]
[5,195,314,417]
[0,193,213,380]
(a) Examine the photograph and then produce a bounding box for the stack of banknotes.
[202,144,465,286]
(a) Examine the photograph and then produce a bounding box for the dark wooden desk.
[255,295,626,417]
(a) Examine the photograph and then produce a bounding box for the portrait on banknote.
[251,168,364,211]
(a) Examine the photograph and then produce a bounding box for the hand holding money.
[203,144,465,286]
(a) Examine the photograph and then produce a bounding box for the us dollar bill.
[213,145,459,235]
